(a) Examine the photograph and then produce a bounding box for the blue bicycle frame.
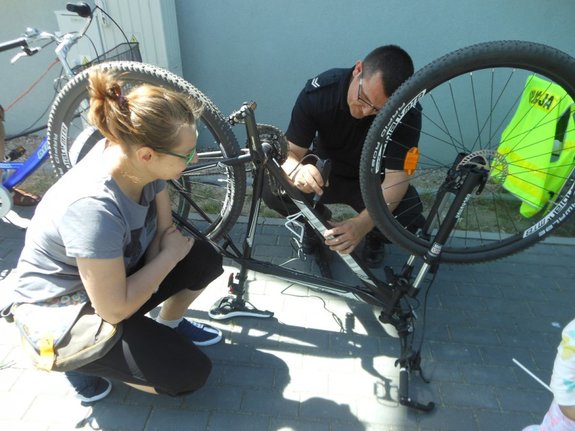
[1,137,50,189]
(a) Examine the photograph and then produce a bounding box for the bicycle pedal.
[208,295,273,320]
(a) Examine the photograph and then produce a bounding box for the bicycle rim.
[47,61,246,240]
[360,41,575,263]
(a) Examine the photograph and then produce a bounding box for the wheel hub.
[456,149,508,183]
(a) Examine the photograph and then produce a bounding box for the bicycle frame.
[170,102,490,412]
[1,137,50,190]
[173,105,396,308]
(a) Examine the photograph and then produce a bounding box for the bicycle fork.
[383,160,488,412]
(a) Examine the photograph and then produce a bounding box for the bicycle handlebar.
[1,2,93,75]
[66,2,92,18]
[0,37,29,54]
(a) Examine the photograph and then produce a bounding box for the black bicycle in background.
[46,40,575,411]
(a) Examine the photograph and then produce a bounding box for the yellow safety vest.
[492,75,575,218]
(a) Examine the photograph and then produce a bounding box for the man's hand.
[292,164,324,194]
[323,214,373,254]
[283,141,325,195]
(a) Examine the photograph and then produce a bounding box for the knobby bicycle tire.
[47,61,246,240]
[360,41,575,263]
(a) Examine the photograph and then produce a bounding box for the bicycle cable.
[8,63,65,139]
[415,270,438,354]
[280,283,345,333]
[95,6,131,46]
[84,34,99,62]
[5,58,62,139]
[5,58,59,113]
[286,153,321,179]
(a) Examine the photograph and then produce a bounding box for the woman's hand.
[160,225,194,263]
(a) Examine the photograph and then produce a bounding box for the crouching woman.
[11,69,223,401]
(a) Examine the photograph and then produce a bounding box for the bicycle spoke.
[361,41,575,262]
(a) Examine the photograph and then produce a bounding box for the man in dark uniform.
[263,45,423,267]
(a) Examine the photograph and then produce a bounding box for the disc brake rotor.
[456,149,508,184]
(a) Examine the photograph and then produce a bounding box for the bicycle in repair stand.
[46,40,575,411]
[0,2,139,219]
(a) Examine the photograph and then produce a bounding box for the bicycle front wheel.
[360,41,575,263]
[48,61,246,240]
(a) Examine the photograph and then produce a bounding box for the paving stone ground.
[1,206,573,431]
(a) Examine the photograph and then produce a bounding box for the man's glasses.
[155,146,197,164]
[357,72,379,113]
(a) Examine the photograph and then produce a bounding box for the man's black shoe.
[362,232,385,268]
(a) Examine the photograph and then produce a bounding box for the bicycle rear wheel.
[48,61,246,240]
[360,41,575,263]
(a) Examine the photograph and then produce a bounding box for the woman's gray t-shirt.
[13,140,166,303]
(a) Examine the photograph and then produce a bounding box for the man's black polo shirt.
[285,67,421,179]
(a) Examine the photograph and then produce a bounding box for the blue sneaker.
[65,371,112,403]
[175,319,222,346]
